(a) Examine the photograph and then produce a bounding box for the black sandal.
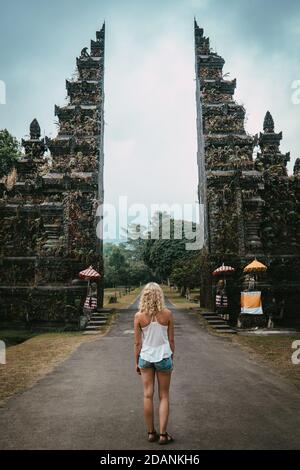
[159,431,174,445]
[148,429,158,442]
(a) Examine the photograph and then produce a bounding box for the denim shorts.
[138,354,173,372]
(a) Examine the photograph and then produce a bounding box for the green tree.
[170,253,202,296]
[104,244,128,287]
[103,242,152,287]
[135,212,199,281]
[0,129,21,179]
[106,213,201,288]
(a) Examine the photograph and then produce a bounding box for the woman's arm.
[167,310,175,358]
[134,313,142,366]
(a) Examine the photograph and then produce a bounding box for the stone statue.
[80,47,90,58]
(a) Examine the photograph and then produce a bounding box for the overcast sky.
[0,0,299,230]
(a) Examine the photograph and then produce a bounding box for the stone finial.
[263,111,274,133]
[30,119,41,139]
[92,24,105,57]
[194,23,210,54]
[294,157,300,176]
[96,23,105,42]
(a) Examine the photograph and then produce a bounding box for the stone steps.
[85,324,105,331]
[90,315,107,321]
[215,328,237,334]
[201,312,237,334]
[84,309,114,333]
[88,320,107,327]
[202,315,221,320]
[213,324,233,329]
[207,319,226,325]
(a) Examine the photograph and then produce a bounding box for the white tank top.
[139,313,173,362]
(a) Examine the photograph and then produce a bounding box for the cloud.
[0,0,299,221]
[104,25,198,213]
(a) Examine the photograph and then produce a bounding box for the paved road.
[1,298,300,450]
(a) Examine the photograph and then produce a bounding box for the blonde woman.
[134,282,175,445]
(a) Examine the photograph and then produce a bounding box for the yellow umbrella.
[243,259,267,273]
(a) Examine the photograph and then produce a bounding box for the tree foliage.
[127,212,200,283]
[0,129,21,179]
[170,253,202,290]
[143,214,196,281]
[104,213,201,289]
[103,242,152,287]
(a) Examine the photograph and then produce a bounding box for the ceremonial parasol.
[79,265,101,280]
[79,265,101,296]
[243,259,267,273]
[213,263,235,289]
[213,263,235,276]
[243,259,267,289]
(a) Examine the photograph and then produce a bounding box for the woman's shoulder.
[135,308,171,319]
[135,310,143,320]
[162,307,171,312]
[135,310,150,321]
[162,307,172,318]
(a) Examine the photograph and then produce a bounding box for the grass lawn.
[103,285,143,309]
[198,308,300,387]
[233,334,300,388]
[0,317,115,406]
[0,286,140,406]
[161,285,200,309]
[0,329,39,347]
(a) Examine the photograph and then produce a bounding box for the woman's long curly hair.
[139,282,165,317]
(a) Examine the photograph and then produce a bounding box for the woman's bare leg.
[156,370,172,434]
[140,368,156,431]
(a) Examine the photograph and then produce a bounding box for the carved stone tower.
[194,21,300,324]
[194,21,265,260]
[0,26,105,327]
